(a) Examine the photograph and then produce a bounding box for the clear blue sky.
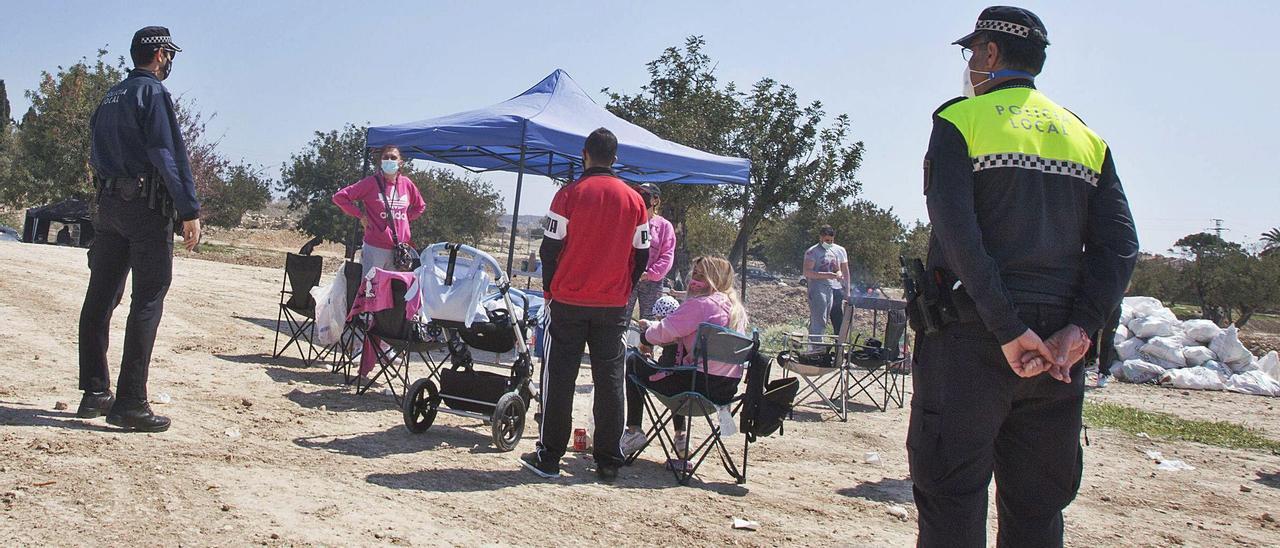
[2,0,1277,253]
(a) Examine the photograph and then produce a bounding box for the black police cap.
[131,26,182,52]
[953,6,1049,47]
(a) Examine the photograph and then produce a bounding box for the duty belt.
[93,174,177,220]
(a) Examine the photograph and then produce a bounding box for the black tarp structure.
[22,199,93,247]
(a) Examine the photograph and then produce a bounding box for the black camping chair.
[845,308,909,412]
[273,250,325,367]
[351,277,437,406]
[776,300,857,421]
[625,323,779,485]
[327,261,364,382]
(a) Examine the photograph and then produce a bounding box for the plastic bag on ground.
[1122,296,1179,323]
[1159,366,1228,391]
[1209,326,1255,370]
[1114,359,1165,384]
[1116,338,1145,362]
[1129,316,1176,339]
[1224,370,1280,397]
[1181,319,1222,344]
[1182,346,1217,368]
[1256,351,1280,383]
[1140,336,1187,369]
[311,266,348,346]
[1114,324,1131,344]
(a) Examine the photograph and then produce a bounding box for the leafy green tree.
[202,163,272,227]
[404,165,501,246]
[0,80,14,188]
[683,208,738,263]
[722,79,864,266]
[1128,256,1188,305]
[759,200,905,287]
[2,50,126,206]
[1262,227,1280,255]
[279,125,503,251]
[1174,232,1241,324]
[604,36,741,279]
[279,124,368,247]
[900,221,931,265]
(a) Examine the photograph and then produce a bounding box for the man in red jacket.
[521,128,651,483]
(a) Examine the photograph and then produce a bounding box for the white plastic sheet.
[1209,326,1255,370]
[1116,338,1145,361]
[1129,316,1177,339]
[1225,370,1280,397]
[1182,346,1217,367]
[1141,336,1188,369]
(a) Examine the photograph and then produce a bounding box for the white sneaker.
[1096,374,1112,388]
[620,430,647,455]
[673,431,691,460]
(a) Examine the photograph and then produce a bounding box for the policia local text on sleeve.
[75,26,202,433]
[905,7,1138,548]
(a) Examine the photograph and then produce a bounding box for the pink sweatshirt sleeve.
[405,177,426,221]
[333,178,368,218]
[645,218,676,279]
[644,298,706,346]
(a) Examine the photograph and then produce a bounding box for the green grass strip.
[1084,401,1280,453]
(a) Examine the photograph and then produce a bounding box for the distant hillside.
[497,214,546,231]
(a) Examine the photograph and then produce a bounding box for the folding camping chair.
[350,275,441,406]
[624,323,764,485]
[776,300,857,421]
[844,306,909,412]
[273,251,325,367]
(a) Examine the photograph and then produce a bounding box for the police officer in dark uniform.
[908,7,1138,547]
[75,26,201,433]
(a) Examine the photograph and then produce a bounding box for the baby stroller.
[402,243,535,452]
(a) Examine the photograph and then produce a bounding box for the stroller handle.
[420,242,508,285]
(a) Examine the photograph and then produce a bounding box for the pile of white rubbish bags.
[1110,297,1280,396]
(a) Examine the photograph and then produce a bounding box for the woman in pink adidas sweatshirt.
[333,145,426,276]
[621,256,749,458]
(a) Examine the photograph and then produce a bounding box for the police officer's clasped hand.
[182,219,201,252]
[1001,329,1055,378]
[1042,324,1091,384]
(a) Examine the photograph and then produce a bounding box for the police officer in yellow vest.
[909,7,1138,547]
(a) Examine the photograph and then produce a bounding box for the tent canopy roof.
[366,69,750,185]
[26,199,91,223]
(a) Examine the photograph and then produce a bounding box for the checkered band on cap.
[975,19,1032,39]
[139,35,173,45]
[972,153,1100,186]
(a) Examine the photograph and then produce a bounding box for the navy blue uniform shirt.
[89,68,200,221]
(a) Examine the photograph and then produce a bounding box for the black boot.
[106,401,170,433]
[76,390,115,419]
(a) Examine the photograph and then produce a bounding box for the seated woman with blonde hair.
[620,256,748,459]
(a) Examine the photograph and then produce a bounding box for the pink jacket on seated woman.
[643,292,747,381]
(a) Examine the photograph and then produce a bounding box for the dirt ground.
[2,243,1280,547]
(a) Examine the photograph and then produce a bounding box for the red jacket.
[540,168,650,307]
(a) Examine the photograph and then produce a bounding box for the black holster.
[900,256,961,335]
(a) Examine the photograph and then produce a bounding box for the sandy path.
[1,242,1278,546]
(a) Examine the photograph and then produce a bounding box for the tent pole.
[506,126,528,274]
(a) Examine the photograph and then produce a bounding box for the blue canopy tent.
[365,69,751,276]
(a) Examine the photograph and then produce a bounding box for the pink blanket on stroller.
[348,269,422,376]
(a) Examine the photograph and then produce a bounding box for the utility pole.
[1206,218,1229,239]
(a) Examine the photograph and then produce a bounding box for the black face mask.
[158,51,174,80]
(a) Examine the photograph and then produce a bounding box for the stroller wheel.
[403,378,440,433]
[491,392,526,452]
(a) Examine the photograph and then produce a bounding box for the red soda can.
[573,428,588,452]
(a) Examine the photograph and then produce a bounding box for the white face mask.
[962,65,978,98]
[380,159,398,175]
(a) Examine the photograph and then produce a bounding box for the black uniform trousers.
[537,301,629,467]
[1086,305,1123,376]
[908,304,1084,548]
[78,192,174,406]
